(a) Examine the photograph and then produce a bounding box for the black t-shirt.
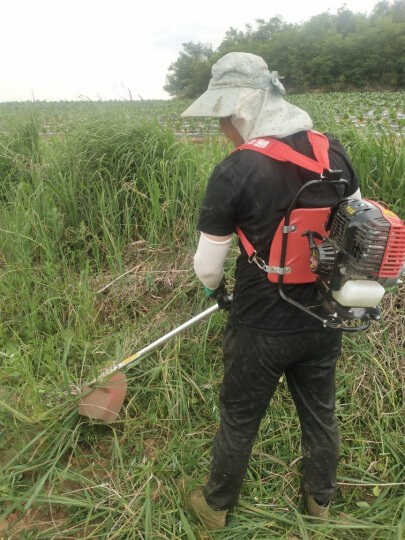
[196,130,359,334]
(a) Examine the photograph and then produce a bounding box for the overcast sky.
[1,0,378,102]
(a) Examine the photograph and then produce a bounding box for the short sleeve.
[196,157,242,236]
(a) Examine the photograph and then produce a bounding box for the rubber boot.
[186,488,228,529]
[306,494,330,518]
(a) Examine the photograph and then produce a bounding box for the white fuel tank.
[332,280,385,308]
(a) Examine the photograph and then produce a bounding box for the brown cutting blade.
[78,371,127,422]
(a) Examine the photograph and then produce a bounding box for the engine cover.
[314,198,405,312]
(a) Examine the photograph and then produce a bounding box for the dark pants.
[203,325,342,510]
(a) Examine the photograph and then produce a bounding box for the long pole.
[84,303,220,388]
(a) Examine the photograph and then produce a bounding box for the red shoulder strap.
[234,130,330,174]
[236,226,255,258]
[307,130,330,171]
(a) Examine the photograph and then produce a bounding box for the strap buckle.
[248,251,291,275]
[248,251,267,271]
[248,249,258,264]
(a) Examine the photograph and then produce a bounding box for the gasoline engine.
[302,198,405,330]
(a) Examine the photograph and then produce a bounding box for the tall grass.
[0,97,404,538]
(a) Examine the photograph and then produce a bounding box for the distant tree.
[165,1,405,96]
[164,42,213,98]
[372,0,394,16]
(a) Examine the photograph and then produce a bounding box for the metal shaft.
[85,302,220,388]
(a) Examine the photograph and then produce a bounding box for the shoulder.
[209,147,274,187]
[215,147,272,171]
[324,132,355,164]
[324,132,345,150]
[324,133,359,188]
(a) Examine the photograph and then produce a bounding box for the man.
[181,52,360,530]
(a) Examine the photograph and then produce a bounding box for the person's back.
[197,129,359,333]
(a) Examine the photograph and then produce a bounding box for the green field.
[0,93,404,539]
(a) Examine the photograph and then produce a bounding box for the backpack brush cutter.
[276,173,405,331]
[234,132,405,332]
[238,173,405,332]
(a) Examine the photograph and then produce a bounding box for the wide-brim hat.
[181,52,283,118]
[181,87,241,118]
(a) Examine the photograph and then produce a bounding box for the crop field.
[0,92,404,539]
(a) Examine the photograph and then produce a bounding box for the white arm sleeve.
[348,187,362,199]
[193,233,232,290]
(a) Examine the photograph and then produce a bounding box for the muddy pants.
[203,326,343,510]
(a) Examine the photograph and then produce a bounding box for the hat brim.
[181,87,241,118]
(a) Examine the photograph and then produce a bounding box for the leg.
[204,327,284,510]
[285,330,342,505]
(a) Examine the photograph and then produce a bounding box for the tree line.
[164,1,405,97]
